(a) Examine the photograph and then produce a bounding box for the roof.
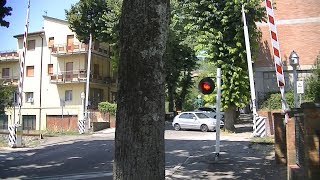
[43,15,68,24]
[13,30,45,38]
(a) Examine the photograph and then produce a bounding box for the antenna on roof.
[44,11,47,16]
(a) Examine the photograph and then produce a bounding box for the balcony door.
[67,35,74,52]
[66,62,73,80]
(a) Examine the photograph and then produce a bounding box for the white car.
[172,112,224,132]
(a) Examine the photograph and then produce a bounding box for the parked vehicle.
[195,107,225,121]
[172,112,224,132]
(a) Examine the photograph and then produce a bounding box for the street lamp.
[289,50,299,108]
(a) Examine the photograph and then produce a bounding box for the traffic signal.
[198,77,214,94]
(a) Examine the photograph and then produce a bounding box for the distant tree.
[182,0,265,132]
[0,0,12,27]
[113,0,170,179]
[164,30,198,112]
[305,53,320,103]
[164,0,198,112]
[0,84,15,113]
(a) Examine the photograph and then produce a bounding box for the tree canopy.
[181,0,265,131]
[65,0,121,44]
[164,0,198,112]
[0,0,12,27]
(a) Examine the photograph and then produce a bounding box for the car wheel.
[174,123,181,131]
[200,124,208,132]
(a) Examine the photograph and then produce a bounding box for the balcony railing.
[0,76,19,85]
[0,51,19,62]
[50,42,109,57]
[50,70,116,85]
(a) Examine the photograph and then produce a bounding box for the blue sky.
[0,0,78,51]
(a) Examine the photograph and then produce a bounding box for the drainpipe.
[39,32,44,131]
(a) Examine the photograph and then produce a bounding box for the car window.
[179,113,195,119]
[195,113,209,119]
[179,113,189,119]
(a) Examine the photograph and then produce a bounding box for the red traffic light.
[198,77,214,94]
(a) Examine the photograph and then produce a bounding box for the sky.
[0,0,78,51]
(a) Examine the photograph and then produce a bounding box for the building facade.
[254,0,320,103]
[0,16,117,131]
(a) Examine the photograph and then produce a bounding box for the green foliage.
[304,54,320,103]
[260,91,294,110]
[98,101,117,115]
[0,0,12,27]
[65,0,121,43]
[164,0,199,112]
[0,84,16,113]
[181,0,265,110]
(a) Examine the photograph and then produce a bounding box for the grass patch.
[41,130,87,136]
[251,136,274,145]
[0,135,7,147]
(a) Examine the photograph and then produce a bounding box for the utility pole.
[215,68,222,157]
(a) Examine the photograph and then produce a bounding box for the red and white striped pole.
[265,0,289,115]
[18,0,31,124]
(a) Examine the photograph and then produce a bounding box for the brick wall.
[273,113,287,164]
[301,103,320,179]
[273,103,320,179]
[256,0,320,68]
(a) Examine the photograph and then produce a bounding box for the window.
[2,68,9,78]
[26,66,34,77]
[65,90,72,101]
[179,113,195,119]
[25,92,34,103]
[27,40,35,50]
[48,37,54,47]
[195,113,209,119]
[22,115,36,130]
[0,115,8,129]
[48,64,53,75]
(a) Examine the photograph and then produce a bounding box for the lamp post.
[289,50,299,108]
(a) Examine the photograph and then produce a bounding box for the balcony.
[0,51,19,62]
[50,70,116,85]
[50,42,109,57]
[0,76,19,86]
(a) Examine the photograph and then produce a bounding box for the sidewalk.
[166,123,287,180]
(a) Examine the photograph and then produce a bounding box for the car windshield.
[195,113,209,119]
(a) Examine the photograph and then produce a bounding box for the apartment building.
[0,16,117,131]
[254,0,320,102]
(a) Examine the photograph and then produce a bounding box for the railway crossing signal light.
[198,77,214,94]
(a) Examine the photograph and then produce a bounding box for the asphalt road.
[0,125,218,179]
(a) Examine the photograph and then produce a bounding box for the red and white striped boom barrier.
[18,0,31,123]
[265,0,289,114]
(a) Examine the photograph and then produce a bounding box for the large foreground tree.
[182,0,265,132]
[113,0,170,179]
[0,0,12,27]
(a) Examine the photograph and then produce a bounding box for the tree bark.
[224,105,237,132]
[113,0,170,179]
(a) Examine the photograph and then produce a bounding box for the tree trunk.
[167,83,175,112]
[224,105,237,132]
[114,1,170,179]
